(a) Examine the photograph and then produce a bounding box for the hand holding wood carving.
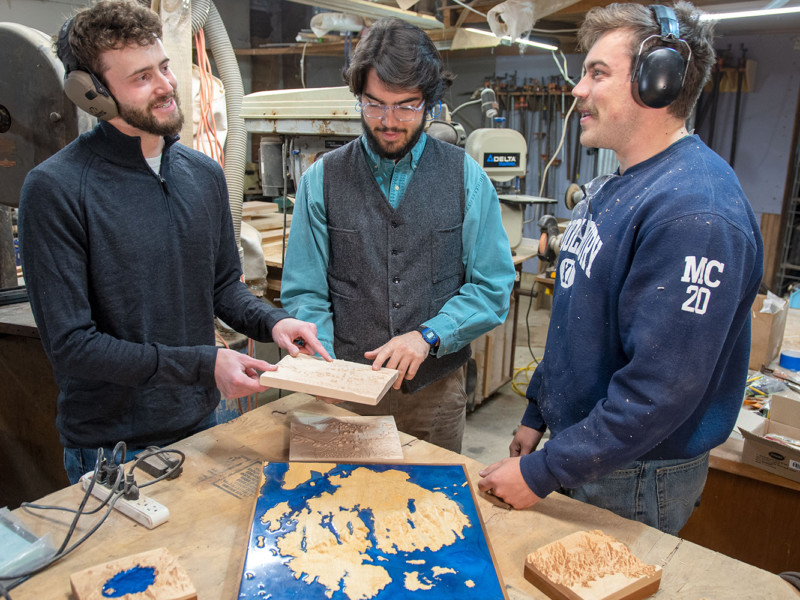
[364,331,430,390]
[271,318,333,361]
[214,348,275,399]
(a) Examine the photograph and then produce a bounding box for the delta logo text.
[483,153,520,168]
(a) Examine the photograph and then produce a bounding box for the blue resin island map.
[237,462,507,600]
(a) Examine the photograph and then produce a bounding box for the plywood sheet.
[290,413,404,463]
[247,214,292,232]
[524,530,662,600]
[242,200,279,217]
[71,547,196,600]
[237,462,508,599]
[260,355,398,405]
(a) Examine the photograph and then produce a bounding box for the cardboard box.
[739,393,800,483]
[749,293,788,370]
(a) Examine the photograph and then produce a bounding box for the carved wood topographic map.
[237,462,507,600]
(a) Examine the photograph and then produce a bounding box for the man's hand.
[478,457,542,510]
[271,318,332,361]
[214,348,276,399]
[364,331,429,390]
[510,424,544,457]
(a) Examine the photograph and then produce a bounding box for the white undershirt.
[146,154,162,175]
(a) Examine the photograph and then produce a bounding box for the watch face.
[424,331,436,342]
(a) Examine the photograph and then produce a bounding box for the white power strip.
[80,472,170,529]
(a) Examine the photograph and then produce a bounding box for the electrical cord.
[524,274,540,365]
[537,94,577,198]
[2,448,122,593]
[3,443,185,596]
[128,447,186,489]
[194,28,225,166]
[300,42,308,88]
[511,274,542,397]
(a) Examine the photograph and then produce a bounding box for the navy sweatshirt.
[19,121,289,449]
[521,135,763,499]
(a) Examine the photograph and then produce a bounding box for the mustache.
[149,93,179,109]
[375,127,402,133]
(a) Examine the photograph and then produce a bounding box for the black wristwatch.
[417,325,439,354]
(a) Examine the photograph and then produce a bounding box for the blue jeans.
[63,410,218,485]
[565,451,710,535]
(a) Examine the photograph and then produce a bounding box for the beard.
[118,91,185,137]
[362,114,425,161]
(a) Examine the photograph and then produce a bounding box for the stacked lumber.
[241,201,292,305]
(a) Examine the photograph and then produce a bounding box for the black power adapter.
[137,447,183,480]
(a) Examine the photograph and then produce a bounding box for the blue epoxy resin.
[102,565,156,597]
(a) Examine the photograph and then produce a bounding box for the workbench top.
[0,301,38,338]
[9,394,796,599]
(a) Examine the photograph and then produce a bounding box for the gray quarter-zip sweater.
[19,121,289,449]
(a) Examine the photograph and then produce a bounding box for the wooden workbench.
[0,302,68,509]
[9,394,796,599]
[680,432,800,574]
[680,306,800,574]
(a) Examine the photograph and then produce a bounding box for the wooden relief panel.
[238,462,507,600]
[260,355,398,405]
[70,547,196,600]
[290,414,404,463]
[524,530,662,600]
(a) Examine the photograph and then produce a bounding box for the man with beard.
[18,0,330,484]
[281,18,516,453]
[478,2,763,534]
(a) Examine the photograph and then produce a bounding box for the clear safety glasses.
[356,100,426,121]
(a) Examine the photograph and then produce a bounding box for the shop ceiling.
[269,0,800,56]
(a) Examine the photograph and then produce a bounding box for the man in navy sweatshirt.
[479,1,763,534]
[19,0,329,483]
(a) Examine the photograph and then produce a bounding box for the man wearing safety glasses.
[281,18,516,453]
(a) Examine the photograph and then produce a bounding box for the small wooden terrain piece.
[260,354,399,405]
[524,530,662,600]
[70,547,196,600]
[290,413,404,463]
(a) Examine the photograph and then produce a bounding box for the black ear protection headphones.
[631,5,693,109]
[56,16,119,120]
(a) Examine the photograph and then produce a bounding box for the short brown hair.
[343,18,454,108]
[65,0,162,77]
[577,2,716,119]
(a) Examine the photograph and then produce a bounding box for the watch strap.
[416,325,439,347]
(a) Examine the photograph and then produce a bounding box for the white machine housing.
[241,86,363,197]
[465,128,527,183]
[465,127,557,249]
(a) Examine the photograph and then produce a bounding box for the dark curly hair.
[59,0,162,79]
[343,18,454,108]
[577,1,716,119]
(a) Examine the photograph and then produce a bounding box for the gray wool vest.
[322,136,471,393]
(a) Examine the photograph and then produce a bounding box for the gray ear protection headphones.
[631,5,692,109]
[56,16,119,120]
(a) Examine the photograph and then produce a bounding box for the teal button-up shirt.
[281,132,516,358]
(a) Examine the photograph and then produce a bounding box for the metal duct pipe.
[191,0,247,248]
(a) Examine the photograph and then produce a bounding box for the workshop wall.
[0,0,82,34]
[4,1,798,265]
[270,36,800,279]
[299,34,800,269]
[700,33,800,220]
